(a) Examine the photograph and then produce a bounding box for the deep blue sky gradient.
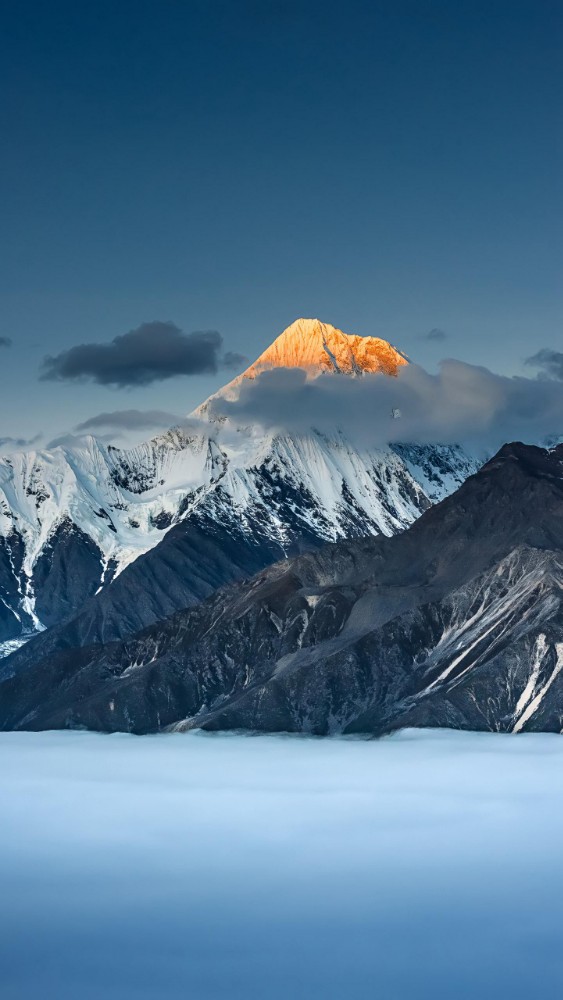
[0,0,561,441]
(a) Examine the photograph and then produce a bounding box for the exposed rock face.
[1,442,561,736]
[235,317,408,380]
[0,319,477,650]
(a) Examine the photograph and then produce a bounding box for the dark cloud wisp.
[40,322,247,387]
[0,337,12,348]
[420,328,448,342]
[525,348,563,382]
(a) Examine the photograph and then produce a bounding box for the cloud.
[209,360,563,452]
[222,350,248,368]
[525,348,563,382]
[3,730,563,1000]
[0,434,42,454]
[40,322,247,388]
[48,412,210,450]
[0,337,12,348]
[75,409,182,433]
[46,432,117,449]
[420,328,448,342]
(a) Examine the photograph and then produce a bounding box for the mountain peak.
[241,318,408,380]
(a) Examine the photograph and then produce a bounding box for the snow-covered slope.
[0,429,226,642]
[0,318,480,650]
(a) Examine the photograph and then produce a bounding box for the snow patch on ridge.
[513,641,563,733]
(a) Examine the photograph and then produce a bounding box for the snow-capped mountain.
[0,429,226,641]
[0,318,480,650]
[2,442,562,735]
[206,315,409,393]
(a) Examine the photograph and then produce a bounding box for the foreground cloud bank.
[211,359,563,451]
[2,730,563,1000]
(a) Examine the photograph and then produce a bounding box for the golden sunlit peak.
[195,318,409,416]
[241,318,408,379]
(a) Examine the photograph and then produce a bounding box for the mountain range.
[1,441,561,734]
[2,316,560,739]
[0,319,478,652]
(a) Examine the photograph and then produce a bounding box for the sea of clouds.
[2,729,563,999]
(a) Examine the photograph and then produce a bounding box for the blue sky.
[0,0,561,444]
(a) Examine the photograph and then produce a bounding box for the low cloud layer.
[46,432,116,449]
[0,434,41,455]
[47,411,209,450]
[526,348,563,382]
[3,730,563,999]
[75,409,182,433]
[210,360,563,452]
[40,322,247,387]
[0,337,12,348]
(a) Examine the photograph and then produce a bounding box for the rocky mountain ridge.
[1,442,561,735]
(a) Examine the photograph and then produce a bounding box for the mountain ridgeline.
[0,319,478,651]
[1,442,562,736]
